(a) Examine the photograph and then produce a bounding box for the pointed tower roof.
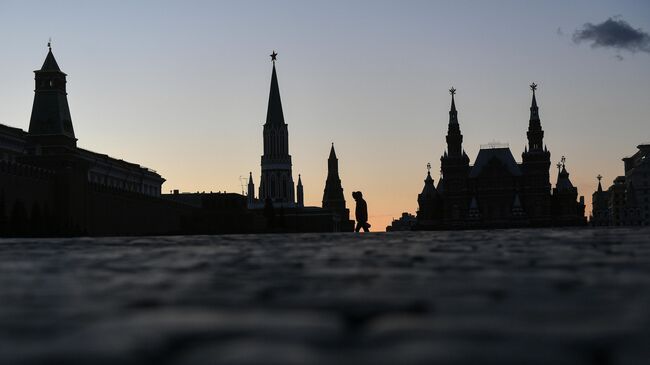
[555,157,575,191]
[329,143,337,160]
[248,171,254,184]
[322,144,346,211]
[28,44,76,145]
[597,174,603,192]
[448,87,458,125]
[419,170,438,197]
[297,174,303,186]
[529,82,540,122]
[265,53,285,126]
[40,47,62,72]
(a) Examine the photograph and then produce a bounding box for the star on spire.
[530,82,538,92]
[597,174,602,182]
[449,87,456,96]
[270,50,278,62]
[426,162,431,172]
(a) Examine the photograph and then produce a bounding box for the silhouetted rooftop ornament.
[40,41,62,72]
[597,174,602,182]
[530,82,537,92]
[427,162,431,172]
[270,50,278,63]
[449,87,456,96]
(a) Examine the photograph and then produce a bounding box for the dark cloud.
[573,17,650,54]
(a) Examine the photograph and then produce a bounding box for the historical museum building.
[414,85,586,229]
[591,144,650,226]
[245,53,354,232]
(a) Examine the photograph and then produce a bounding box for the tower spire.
[28,45,76,151]
[322,143,346,213]
[449,87,458,123]
[445,87,463,156]
[597,174,603,192]
[265,52,285,126]
[526,82,544,151]
[259,50,294,204]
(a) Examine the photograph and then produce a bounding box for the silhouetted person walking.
[352,191,370,232]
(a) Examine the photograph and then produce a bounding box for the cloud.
[572,17,650,54]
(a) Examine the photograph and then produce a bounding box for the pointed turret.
[526,83,544,151]
[265,54,285,126]
[596,174,603,193]
[297,174,304,208]
[27,43,77,152]
[416,164,443,226]
[445,87,463,157]
[259,51,294,204]
[322,143,346,213]
[247,172,255,207]
[555,157,575,192]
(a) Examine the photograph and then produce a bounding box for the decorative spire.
[322,144,346,212]
[530,82,538,106]
[529,82,539,119]
[448,87,458,123]
[555,156,574,190]
[40,41,62,72]
[597,174,603,192]
[525,82,544,151]
[445,86,463,157]
[296,173,304,208]
[329,143,337,160]
[265,51,285,126]
[449,87,457,113]
[424,162,433,182]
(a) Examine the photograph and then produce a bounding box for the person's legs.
[355,222,362,232]
[362,224,369,232]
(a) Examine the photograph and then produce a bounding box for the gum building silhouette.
[412,85,586,230]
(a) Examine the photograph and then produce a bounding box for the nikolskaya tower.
[248,51,302,208]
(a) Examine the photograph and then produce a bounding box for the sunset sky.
[1,1,649,230]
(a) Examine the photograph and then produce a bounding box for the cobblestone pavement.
[1,228,649,365]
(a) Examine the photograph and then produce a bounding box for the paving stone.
[1,228,649,364]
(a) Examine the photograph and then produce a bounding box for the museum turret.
[551,157,585,225]
[416,164,443,228]
[440,87,470,224]
[521,83,552,224]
